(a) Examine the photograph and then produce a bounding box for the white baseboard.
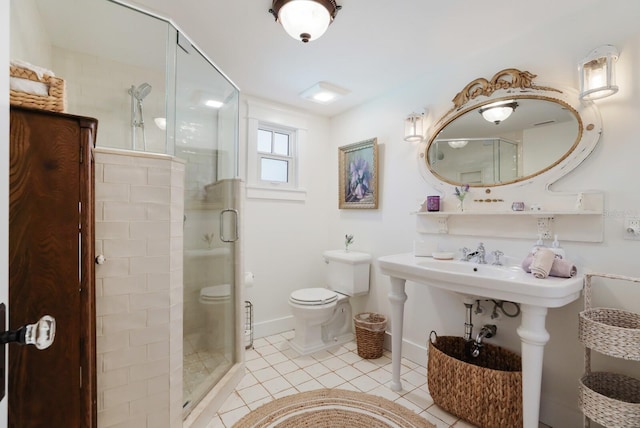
[253,315,295,339]
[383,332,427,368]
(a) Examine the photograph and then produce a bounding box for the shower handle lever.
[220,209,239,243]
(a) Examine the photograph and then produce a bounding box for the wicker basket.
[353,312,386,359]
[10,65,65,112]
[578,273,640,427]
[579,372,640,428]
[427,333,523,428]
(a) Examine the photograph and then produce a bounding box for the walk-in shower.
[128,82,152,150]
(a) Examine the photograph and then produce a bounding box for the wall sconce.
[579,45,619,100]
[269,0,341,43]
[404,112,425,142]
[478,100,518,125]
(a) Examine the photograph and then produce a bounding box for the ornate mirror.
[419,68,602,189]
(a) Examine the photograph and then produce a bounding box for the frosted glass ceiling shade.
[270,0,341,43]
[579,45,619,101]
[478,100,518,125]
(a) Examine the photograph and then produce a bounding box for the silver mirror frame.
[418,68,602,192]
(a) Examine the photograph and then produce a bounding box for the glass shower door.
[173,34,239,415]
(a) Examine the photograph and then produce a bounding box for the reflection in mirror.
[428,97,580,186]
[425,69,583,187]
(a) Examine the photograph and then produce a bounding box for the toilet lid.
[200,284,231,299]
[290,288,338,306]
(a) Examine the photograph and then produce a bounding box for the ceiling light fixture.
[300,81,349,104]
[447,140,468,149]
[404,113,425,143]
[579,44,619,100]
[269,0,341,43]
[478,100,518,125]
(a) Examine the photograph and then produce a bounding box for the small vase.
[457,199,465,212]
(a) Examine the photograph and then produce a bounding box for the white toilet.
[288,250,371,355]
[200,284,231,350]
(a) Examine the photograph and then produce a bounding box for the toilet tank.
[323,250,371,296]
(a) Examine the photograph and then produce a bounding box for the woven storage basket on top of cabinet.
[427,333,522,428]
[578,273,640,428]
[10,65,66,112]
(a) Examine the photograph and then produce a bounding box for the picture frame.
[338,138,379,209]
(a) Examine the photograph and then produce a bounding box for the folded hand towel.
[549,258,577,278]
[522,252,578,278]
[529,248,555,279]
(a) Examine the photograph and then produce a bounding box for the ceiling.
[34,0,640,117]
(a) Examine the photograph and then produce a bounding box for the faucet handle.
[492,250,504,266]
[460,247,470,260]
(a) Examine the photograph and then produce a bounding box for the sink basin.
[378,253,583,307]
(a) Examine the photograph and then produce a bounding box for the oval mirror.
[421,68,599,189]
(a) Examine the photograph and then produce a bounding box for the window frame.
[256,124,296,188]
[245,100,307,201]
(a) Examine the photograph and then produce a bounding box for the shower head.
[129,83,152,101]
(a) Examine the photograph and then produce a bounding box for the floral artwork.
[339,138,378,209]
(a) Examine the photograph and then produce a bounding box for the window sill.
[246,185,307,201]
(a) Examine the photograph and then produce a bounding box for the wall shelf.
[414,209,604,242]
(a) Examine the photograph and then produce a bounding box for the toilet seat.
[289,288,338,306]
[200,284,231,302]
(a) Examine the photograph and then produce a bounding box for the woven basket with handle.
[10,65,65,112]
[427,332,523,428]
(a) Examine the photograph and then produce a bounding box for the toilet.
[288,250,371,355]
[200,284,231,351]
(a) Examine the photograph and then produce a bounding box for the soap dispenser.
[530,234,546,254]
[551,235,566,259]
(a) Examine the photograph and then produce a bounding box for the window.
[246,100,307,201]
[257,126,295,186]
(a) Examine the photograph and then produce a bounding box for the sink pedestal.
[387,278,549,428]
[388,277,407,392]
[518,304,550,428]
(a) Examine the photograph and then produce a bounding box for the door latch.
[0,303,56,401]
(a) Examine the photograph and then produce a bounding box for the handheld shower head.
[135,83,152,101]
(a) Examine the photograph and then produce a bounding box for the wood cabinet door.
[9,107,96,428]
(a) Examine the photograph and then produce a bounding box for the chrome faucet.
[461,242,486,264]
[470,324,497,358]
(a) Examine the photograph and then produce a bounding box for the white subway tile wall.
[95,149,184,428]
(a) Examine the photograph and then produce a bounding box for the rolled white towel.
[11,59,55,79]
[530,248,555,279]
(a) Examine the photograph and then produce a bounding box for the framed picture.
[338,138,378,209]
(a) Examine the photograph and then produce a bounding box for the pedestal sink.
[378,253,583,428]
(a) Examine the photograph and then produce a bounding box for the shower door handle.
[220,209,239,243]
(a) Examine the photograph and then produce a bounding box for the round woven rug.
[233,388,435,428]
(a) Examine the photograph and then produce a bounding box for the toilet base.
[289,331,354,356]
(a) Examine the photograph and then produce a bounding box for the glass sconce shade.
[404,113,425,142]
[579,45,619,100]
[270,0,340,43]
[478,100,518,125]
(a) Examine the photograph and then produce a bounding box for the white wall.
[239,95,333,337]
[326,10,640,428]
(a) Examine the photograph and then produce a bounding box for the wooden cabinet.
[9,107,97,427]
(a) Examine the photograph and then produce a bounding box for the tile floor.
[207,330,482,428]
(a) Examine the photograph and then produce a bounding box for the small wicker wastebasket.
[354,312,387,359]
[427,332,523,428]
